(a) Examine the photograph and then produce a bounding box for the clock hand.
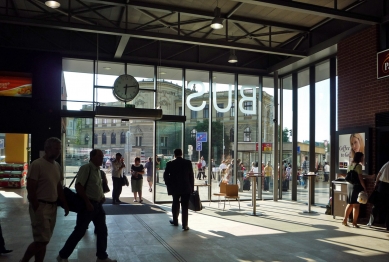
[125,84,128,96]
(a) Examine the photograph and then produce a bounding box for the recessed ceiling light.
[160,72,166,75]
[103,67,111,70]
[45,1,61,8]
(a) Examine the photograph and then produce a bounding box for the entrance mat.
[103,198,165,215]
[105,197,153,205]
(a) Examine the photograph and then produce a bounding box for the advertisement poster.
[0,75,32,97]
[338,133,365,171]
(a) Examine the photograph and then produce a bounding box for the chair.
[224,184,240,211]
[211,182,226,209]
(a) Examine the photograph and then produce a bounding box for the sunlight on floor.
[318,238,387,256]
[0,191,23,198]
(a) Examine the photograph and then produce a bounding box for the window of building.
[230,102,235,117]
[95,118,98,124]
[178,106,182,115]
[113,119,118,124]
[94,133,98,144]
[86,118,91,125]
[103,119,107,124]
[120,132,125,144]
[111,133,116,144]
[244,101,253,116]
[216,103,224,118]
[160,137,168,147]
[244,127,251,141]
[136,136,142,146]
[203,104,209,118]
[191,110,197,119]
[230,128,234,142]
[102,132,107,144]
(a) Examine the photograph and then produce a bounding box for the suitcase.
[243,179,251,191]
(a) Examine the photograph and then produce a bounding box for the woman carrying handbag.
[342,152,367,228]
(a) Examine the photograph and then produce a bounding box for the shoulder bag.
[100,170,110,193]
[345,164,359,185]
[57,168,91,213]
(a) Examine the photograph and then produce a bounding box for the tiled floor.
[1,177,389,262]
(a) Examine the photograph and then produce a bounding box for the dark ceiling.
[0,0,386,75]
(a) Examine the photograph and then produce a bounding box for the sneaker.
[139,199,143,203]
[57,255,69,262]
[96,258,117,262]
[367,223,372,227]
[133,199,138,202]
[149,188,152,192]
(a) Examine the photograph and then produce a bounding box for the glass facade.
[61,57,335,205]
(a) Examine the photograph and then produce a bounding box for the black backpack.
[345,164,360,185]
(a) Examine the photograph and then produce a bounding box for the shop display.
[0,163,27,188]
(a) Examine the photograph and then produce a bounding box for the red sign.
[377,49,389,79]
[256,143,258,151]
[0,75,32,97]
[262,143,272,152]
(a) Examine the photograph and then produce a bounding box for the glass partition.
[155,122,183,202]
[315,60,330,206]
[211,72,235,200]
[281,76,293,200]
[297,69,310,202]
[63,117,93,186]
[156,67,183,115]
[184,69,210,202]
[236,74,259,200]
[262,77,275,199]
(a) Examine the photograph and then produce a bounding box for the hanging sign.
[377,49,389,79]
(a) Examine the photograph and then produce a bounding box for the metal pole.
[273,71,279,201]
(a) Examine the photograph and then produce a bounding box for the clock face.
[113,74,139,102]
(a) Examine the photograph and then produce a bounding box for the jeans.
[59,201,108,259]
[264,177,270,191]
[172,194,190,228]
[112,177,122,201]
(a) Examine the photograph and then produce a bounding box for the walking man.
[111,153,125,204]
[164,149,194,231]
[57,149,117,262]
[20,137,69,262]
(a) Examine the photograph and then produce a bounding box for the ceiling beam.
[79,0,309,32]
[0,15,307,57]
[234,23,265,46]
[114,35,130,58]
[75,0,117,27]
[231,0,380,25]
[133,12,175,30]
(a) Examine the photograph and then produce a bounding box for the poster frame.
[336,127,371,175]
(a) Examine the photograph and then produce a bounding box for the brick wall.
[338,25,389,218]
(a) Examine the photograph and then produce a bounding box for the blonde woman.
[349,133,365,160]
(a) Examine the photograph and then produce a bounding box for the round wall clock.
[112,74,139,102]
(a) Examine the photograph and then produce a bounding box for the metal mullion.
[292,72,298,201]
[273,71,279,201]
[309,65,315,204]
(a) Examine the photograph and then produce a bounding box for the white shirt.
[201,159,206,168]
[379,161,389,183]
[112,159,124,178]
[219,163,227,170]
[324,164,330,173]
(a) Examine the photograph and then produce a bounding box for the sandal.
[341,220,348,226]
[133,199,138,202]
[352,224,360,228]
[139,199,143,203]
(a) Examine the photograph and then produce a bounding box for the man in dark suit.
[163,148,194,231]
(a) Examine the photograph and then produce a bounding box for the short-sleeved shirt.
[111,159,123,178]
[348,163,362,175]
[324,164,330,173]
[145,161,153,177]
[302,160,309,174]
[264,166,272,177]
[131,164,144,180]
[76,162,104,202]
[27,157,63,202]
